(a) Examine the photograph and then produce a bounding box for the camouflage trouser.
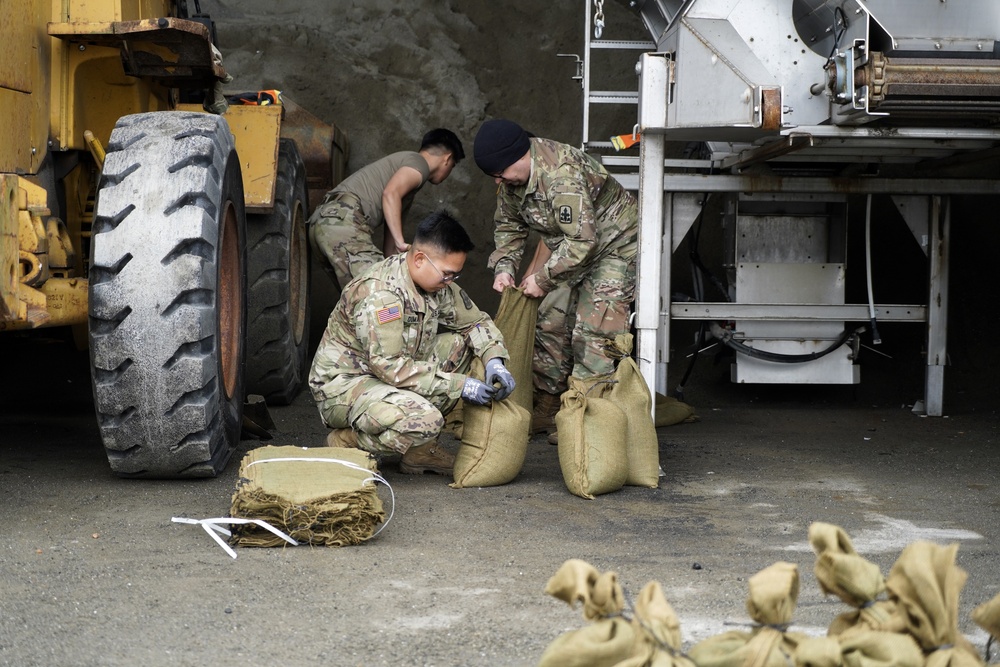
[533,251,635,395]
[315,333,472,455]
[308,193,381,289]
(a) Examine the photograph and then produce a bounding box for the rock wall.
[203,0,646,323]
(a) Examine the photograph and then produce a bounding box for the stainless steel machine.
[596,0,1000,415]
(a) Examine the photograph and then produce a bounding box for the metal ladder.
[561,0,653,156]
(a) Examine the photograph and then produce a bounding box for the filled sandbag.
[654,391,698,427]
[538,617,638,667]
[493,286,539,415]
[628,580,698,667]
[795,632,924,667]
[556,376,629,499]
[601,334,659,487]
[972,592,1000,645]
[229,445,385,547]
[544,559,625,621]
[538,559,696,667]
[885,541,983,667]
[450,358,531,488]
[688,562,810,667]
[806,522,905,637]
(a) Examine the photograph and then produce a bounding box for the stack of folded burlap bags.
[536,522,996,667]
[229,445,385,547]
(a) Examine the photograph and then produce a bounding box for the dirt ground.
[2,335,999,667]
[3,2,1000,666]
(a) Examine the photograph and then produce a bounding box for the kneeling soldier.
[309,211,516,475]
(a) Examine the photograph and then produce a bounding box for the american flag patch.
[376,305,401,324]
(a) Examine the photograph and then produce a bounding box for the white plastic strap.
[171,516,299,559]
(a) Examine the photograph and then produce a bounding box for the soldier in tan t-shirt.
[308,128,465,289]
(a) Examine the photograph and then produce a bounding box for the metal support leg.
[636,132,666,411]
[925,195,950,416]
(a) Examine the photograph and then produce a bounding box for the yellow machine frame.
[1,0,346,330]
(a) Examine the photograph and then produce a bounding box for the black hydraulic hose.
[709,322,863,364]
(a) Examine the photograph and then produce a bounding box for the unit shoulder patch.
[552,193,583,235]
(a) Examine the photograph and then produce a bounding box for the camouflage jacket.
[487,137,638,292]
[309,253,509,402]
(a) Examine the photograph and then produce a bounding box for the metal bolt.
[935,42,942,49]
[78,44,85,51]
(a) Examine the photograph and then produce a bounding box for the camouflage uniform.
[308,151,429,288]
[308,192,381,288]
[487,137,637,394]
[309,253,509,456]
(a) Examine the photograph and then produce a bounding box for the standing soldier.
[309,128,465,289]
[473,118,637,436]
[309,211,516,475]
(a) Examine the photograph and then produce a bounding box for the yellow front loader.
[1,0,347,477]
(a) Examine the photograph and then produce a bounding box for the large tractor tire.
[244,139,310,404]
[89,111,247,478]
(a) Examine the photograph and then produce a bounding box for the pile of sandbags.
[229,445,387,547]
[449,291,698,495]
[536,522,998,667]
[556,334,675,498]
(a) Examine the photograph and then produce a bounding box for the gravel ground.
[2,338,998,666]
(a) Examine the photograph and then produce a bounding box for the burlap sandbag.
[537,586,697,667]
[885,541,983,667]
[972,592,1000,643]
[654,391,698,427]
[450,358,531,488]
[688,562,810,667]
[806,522,905,637]
[539,559,633,667]
[494,286,539,415]
[556,377,629,499]
[810,522,886,608]
[544,559,625,621]
[538,618,639,667]
[600,334,659,488]
[623,580,698,667]
[229,445,385,547]
[794,631,924,667]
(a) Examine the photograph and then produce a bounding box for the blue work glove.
[461,377,494,405]
[484,357,516,401]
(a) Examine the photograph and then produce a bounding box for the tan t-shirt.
[332,151,430,230]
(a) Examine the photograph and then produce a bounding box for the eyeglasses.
[424,254,461,283]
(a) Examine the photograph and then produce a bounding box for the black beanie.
[474,119,531,175]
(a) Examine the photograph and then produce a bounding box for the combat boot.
[325,428,358,448]
[531,390,561,434]
[399,443,455,475]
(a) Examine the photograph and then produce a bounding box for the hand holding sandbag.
[485,357,516,400]
[461,377,494,405]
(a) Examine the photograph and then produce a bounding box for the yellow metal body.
[177,103,283,212]
[0,0,342,331]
